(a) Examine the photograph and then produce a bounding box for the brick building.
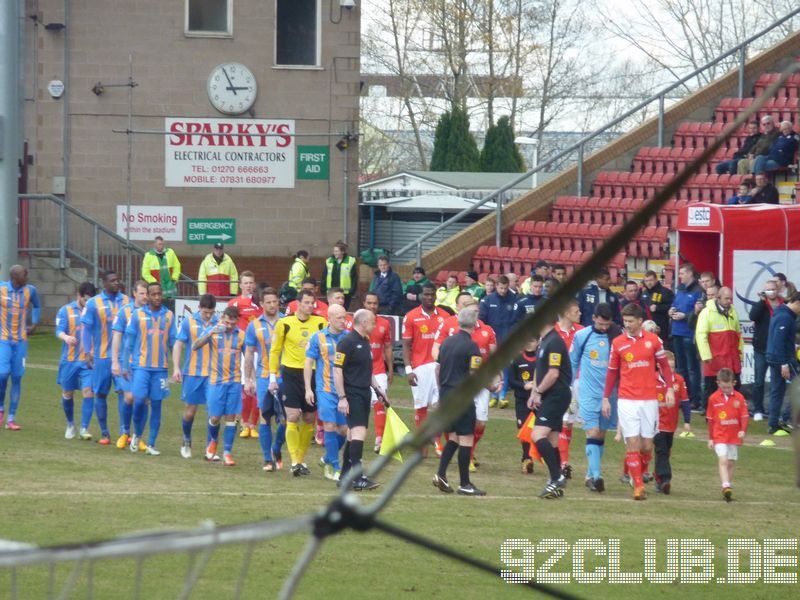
[21,0,360,287]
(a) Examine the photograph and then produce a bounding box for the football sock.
[273,422,286,456]
[121,401,133,435]
[553,446,562,471]
[147,400,162,447]
[117,393,125,434]
[8,376,21,420]
[457,444,472,487]
[297,421,314,463]
[373,402,387,438]
[132,398,147,436]
[437,440,459,479]
[94,394,109,436]
[521,441,531,462]
[249,400,260,428]
[722,481,730,488]
[259,423,273,461]
[0,374,7,410]
[349,439,364,471]
[680,400,691,424]
[337,433,346,448]
[324,431,341,470]
[640,450,652,475]
[341,441,351,475]
[80,396,94,429]
[62,396,74,424]
[585,439,602,479]
[285,421,300,465]
[626,451,643,487]
[536,439,561,482]
[181,417,193,441]
[207,420,220,444]
[558,427,572,466]
[471,424,485,462]
[414,407,428,428]
[241,392,254,426]
[223,421,236,453]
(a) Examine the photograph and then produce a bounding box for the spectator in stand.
[403,267,431,313]
[483,277,496,297]
[435,274,460,315]
[197,243,238,297]
[463,271,485,300]
[577,268,621,327]
[551,264,567,283]
[749,279,783,421]
[752,121,799,175]
[544,277,559,298]
[715,121,761,175]
[286,250,310,300]
[369,255,403,316]
[641,270,674,349]
[748,172,779,204]
[726,182,753,205]
[520,260,550,295]
[620,281,648,315]
[321,241,357,309]
[141,236,181,311]
[765,291,800,436]
[507,273,520,295]
[737,115,779,175]
[695,287,743,413]
[669,263,703,412]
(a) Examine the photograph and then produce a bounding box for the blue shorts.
[57,361,92,392]
[182,375,208,405]
[91,358,114,396]
[115,370,132,393]
[580,395,618,431]
[317,391,347,426]
[207,383,243,418]
[0,341,27,378]
[132,369,171,402]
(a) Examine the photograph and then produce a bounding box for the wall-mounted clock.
[207,62,257,115]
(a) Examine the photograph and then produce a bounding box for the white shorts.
[714,443,739,461]
[474,389,490,422]
[411,362,439,409]
[370,372,389,405]
[617,399,659,439]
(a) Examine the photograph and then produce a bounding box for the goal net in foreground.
[1,65,799,600]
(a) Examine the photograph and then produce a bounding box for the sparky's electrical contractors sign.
[165,118,295,188]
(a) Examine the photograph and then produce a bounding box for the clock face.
[207,62,258,115]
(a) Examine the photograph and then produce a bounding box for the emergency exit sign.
[297,145,329,180]
[187,218,236,244]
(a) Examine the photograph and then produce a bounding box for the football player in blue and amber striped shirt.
[80,271,129,444]
[193,305,245,466]
[55,282,96,440]
[111,280,148,449]
[0,265,41,430]
[172,293,218,459]
[122,282,177,456]
[244,287,284,471]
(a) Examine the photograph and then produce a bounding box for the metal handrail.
[393,7,800,263]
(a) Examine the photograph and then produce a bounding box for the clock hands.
[221,68,238,96]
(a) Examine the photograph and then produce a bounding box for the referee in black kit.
[433,308,492,496]
[334,309,386,491]
[529,319,573,499]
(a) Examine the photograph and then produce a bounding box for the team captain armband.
[334,352,345,366]
[470,356,482,369]
[549,353,562,367]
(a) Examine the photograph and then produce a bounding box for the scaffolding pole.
[0,0,21,275]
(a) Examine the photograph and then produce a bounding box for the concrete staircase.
[24,256,89,325]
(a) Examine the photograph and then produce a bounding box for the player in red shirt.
[227,271,263,439]
[603,303,673,500]
[706,367,749,502]
[362,292,394,452]
[402,282,447,454]
[432,292,497,468]
[553,299,583,478]
[653,350,688,495]
[285,278,329,319]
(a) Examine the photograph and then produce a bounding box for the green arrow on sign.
[187,218,237,245]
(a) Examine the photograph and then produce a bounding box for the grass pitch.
[0,330,797,598]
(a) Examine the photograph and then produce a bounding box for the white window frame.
[273,0,322,70]
[185,0,233,38]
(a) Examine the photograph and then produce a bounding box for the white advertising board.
[116,205,183,241]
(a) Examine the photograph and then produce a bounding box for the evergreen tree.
[443,106,480,172]
[480,116,525,172]
[429,111,452,171]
